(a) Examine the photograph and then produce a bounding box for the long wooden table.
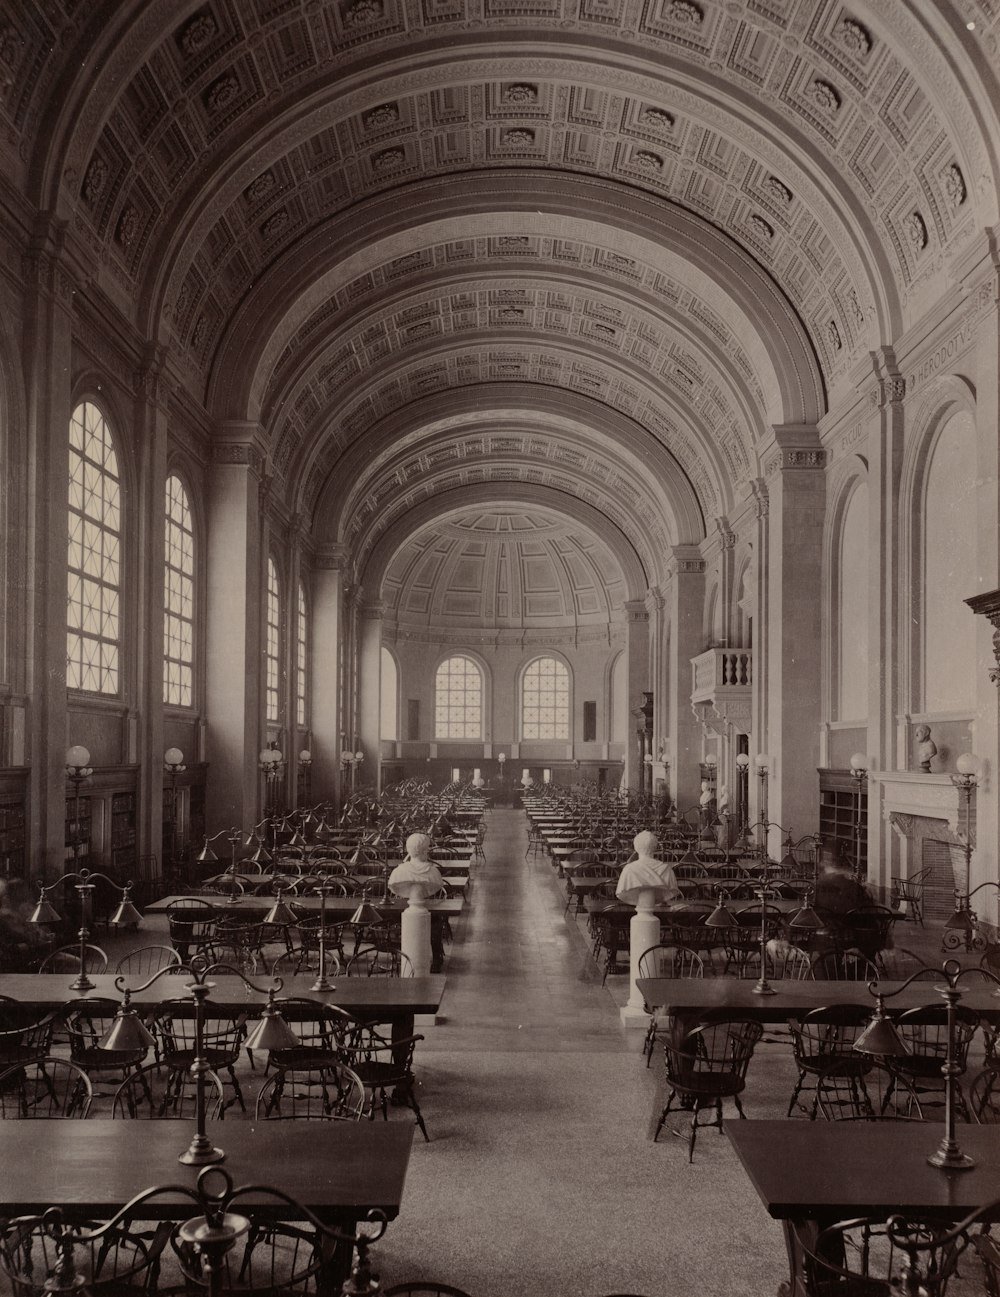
[144,894,464,918]
[634,976,1000,1022]
[0,972,447,1042]
[727,1120,1000,1296]
[0,1122,413,1292]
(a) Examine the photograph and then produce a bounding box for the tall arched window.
[923,411,977,709]
[837,481,869,721]
[522,656,569,740]
[68,401,122,695]
[265,558,281,722]
[296,579,307,727]
[380,646,398,741]
[434,655,482,739]
[164,474,194,706]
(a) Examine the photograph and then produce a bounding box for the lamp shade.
[853,1005,909,1058]
[945,906,975,933]
[705,896,739,928]
[704,753,718,768]
[788,899,825,931]
[956,752,980,777]
[349,899,385,927]
[29,897,61,925]
[264,896,299,926]
[65,744,91,769]
[99,1003,156,1052]
[299,749,311,763]
[849,752,868,773]
[195,841,219,864]
[109,897,143,927]
[754,753,770,771]
[244,999,301,1052]
[735,753,750,769]
[164,747,184,767]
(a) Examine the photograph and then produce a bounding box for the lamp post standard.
[101,958,299,1165]
[754,753,770,863]
[258,745,284,816]
[298,749,312,806]
[164,747,186,873]
[849,751,869,881]
[65,745,94,868]
[735,752,750,848]
[853,958,1000,1170]
[28,868,142,992]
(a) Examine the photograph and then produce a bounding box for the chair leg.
[787,1069,806,1117]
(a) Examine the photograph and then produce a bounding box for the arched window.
[296,579,308,727]
[434,655,482,739]
[67,401,121,695]
[164,474,194,706]
[522,657,569,740]
[923,411,976,709]
[380,646,398,741]
[265,558,281,722]
[837,481,869,721]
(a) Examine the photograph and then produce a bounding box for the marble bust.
[615,831,681,908]
[387,832,445,903]
[913,724,937,773]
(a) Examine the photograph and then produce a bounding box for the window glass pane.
[296,581,308,728]
[266,559,281,722]
[67,402,122,696]
[434,656,482,739]
[163,475,195,706]
[521,658,569,739]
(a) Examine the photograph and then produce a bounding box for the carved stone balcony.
[690,648,752,734]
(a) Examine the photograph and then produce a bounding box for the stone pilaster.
[311,544,350,805]
[666,547,705,815]
[763,427,826,854]
[623,599,650,790]
[204,425,266,835]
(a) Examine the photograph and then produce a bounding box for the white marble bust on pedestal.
[388,833,445,902]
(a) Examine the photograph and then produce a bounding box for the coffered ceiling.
[5,0,998,592]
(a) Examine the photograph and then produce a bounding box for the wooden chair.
[0,1057,93,1118]
[256,1062,366,1121]
[37,944,108,975]
[112,1060,225,1120]
[654,1017,763,1160]
[636,944,704,1066]
[787,1004,873,1119]
[0,1208,170,1294]
[114,945,182,977]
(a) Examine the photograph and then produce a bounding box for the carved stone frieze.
[764,448,827,477]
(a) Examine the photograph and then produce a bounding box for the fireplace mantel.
[869,771,968,835]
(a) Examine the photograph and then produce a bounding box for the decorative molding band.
[965,589,1000,688]
[211,442,264,475]
[315,542,352,571]
[764,448,827,477]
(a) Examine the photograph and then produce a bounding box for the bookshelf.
[110,791,137,876]
[0,797,26,879]
[64,795,92,871]
[818,768,867,875]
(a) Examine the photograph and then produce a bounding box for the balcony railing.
[691,648,752,703]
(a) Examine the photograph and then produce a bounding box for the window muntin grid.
[266,558,280,722]
[522,657,569,740]
[163,475,194,706]
[67,402,121,695]
[296,580,307,728]
[434,655,482,739]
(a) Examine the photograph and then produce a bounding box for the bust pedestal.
[620,886,662,1028]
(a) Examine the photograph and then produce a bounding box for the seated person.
[616,832,681,908]
[0,880,49,972]
[813,845,873,917]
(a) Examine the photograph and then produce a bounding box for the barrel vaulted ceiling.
[6,0,999,589]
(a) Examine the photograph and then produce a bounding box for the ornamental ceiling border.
[143,53,892,375]
[294,345,731,521]
[209,181,822,427]
[305,398,706,543]
[52,18,986,361]
[265,274,763,482]
[260,246,769,432]
[355,481,653,602]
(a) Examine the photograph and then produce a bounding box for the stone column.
[22,224,76,880]
[665,547,705,817]
[398,890,433,976]
[646,588,667,788]
[204,427,266,835]
[358,601,385,792]
[763,427,826,856]
[311,545,349,805]
[133,348,170,870]
[959,237,1000,909]
[623,600,650,790]
[621,888,663,1027]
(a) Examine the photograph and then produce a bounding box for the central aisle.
[428,807,626,1052]
[376,807,788,1297]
